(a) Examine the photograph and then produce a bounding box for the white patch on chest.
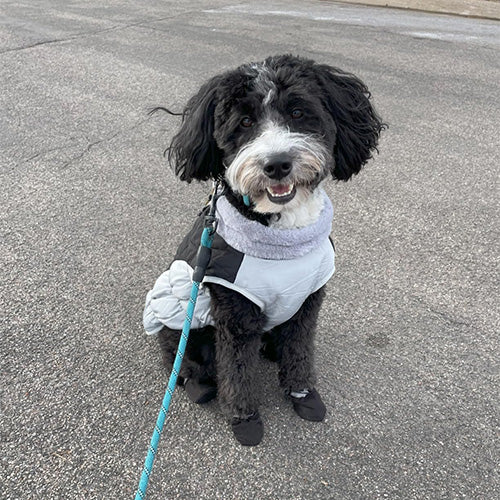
[269,187,325,229]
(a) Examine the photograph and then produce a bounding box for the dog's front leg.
[276,286,327,422]
[207,283,266,445]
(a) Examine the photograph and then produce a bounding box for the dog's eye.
[291,109,304,119]
[240,117,254,128]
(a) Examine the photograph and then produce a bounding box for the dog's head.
[166,55,385,218]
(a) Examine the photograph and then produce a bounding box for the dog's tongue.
[269,184,292,195]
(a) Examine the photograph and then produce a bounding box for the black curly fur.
[166,54,386,185]
[159,285,326,418]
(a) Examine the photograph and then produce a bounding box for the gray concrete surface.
[1,1,499,499]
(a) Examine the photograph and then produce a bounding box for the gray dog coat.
[143,189,335,334]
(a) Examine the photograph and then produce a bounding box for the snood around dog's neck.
[215,189,333,260]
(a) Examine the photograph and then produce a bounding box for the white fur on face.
[225,121,329,221]
[269,184,326,229]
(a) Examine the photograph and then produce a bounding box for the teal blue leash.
[134,182,222,500]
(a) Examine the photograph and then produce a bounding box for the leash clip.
[204,179,223,235]
[204,214,218,236]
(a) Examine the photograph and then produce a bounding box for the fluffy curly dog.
[144,55,384,446]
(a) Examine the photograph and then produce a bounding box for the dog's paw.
[291,388,326,422]
[231,411,264,446]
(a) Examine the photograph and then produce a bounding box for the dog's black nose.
[263,160,292,180]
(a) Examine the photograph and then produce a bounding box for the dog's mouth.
[265,183,297,204]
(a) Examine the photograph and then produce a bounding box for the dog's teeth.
[266,184,294,197]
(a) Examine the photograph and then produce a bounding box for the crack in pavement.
[408,294,476,331]
[0,10,197,55]
[17,116,151,168]
[23,143,78,163]
[60,116,151,169]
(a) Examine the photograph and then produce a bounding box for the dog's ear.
[167,75,225,182]
[314,64,386,181]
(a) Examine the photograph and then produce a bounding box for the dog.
[143,55,384,446]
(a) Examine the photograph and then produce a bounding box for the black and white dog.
[144,55,384,446]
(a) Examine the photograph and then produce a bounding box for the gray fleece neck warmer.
[215,189,333,260]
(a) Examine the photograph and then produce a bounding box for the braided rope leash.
[134,183,221,500]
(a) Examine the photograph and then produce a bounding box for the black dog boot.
[231,411,264,446]
[291,388,326,422]
[183,378,217,405]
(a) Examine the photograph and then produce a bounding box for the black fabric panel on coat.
[173,206,244,284]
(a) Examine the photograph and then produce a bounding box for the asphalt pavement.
[1,1,499,499]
